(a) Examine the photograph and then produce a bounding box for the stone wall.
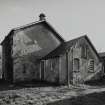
[13,56,40,82]
[68,37,103,84]
[12,24,61,58]
[12,23,61,82]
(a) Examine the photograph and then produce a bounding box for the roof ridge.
[1,19,65,45]
[13,20,45,31]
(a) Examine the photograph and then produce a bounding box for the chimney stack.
[39,13,46,21]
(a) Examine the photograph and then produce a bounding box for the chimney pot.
[39,13,46,21]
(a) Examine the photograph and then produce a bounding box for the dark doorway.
[2,37,13,83]
[41,61,45,81]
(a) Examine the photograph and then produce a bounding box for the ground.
[49,91,105,105]
[0,79,105,105]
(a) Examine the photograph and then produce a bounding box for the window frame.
[88,59,94,73]
[73,58,80,72]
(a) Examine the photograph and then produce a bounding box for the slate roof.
[42,35,100,60]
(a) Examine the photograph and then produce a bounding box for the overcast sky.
[0,0,105,52]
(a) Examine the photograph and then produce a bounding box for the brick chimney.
[39,13,46,21]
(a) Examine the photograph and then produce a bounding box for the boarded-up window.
[81,46,87,58]
[88,59,94,72]
[73,58,80,72]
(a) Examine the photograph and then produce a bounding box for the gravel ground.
[0,84,104,105]
[0,86,75,105]
[48,91,105,105]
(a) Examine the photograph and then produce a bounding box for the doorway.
[41,61,45,81]
[73,58,80,84]
[73,58,80,72]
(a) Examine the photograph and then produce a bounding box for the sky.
[0,0,105,52]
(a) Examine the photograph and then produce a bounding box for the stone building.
[42,35,103,84]
[1,14,104,85]
[1,14,64,83]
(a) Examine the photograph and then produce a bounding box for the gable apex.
[1,18,65,45]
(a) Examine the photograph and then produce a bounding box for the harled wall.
[12,23,61,82]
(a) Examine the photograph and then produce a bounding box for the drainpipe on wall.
[58,56,61,85]
[71,48,73,85]
[39,61,41,80]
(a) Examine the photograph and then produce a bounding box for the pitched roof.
[1,20,65,45]
[42,36,78,59]
[99,52,105,57]
[42,35,100,60]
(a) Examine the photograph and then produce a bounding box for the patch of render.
[12,24,62,82]
[12,31,42,58]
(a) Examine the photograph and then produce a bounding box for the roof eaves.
[0,29,14,45]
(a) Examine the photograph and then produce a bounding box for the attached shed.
[41,35,103,85]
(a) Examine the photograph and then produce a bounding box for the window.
[81,46,87,58]
[73,58,80,72]
[88,59,94,72]
[41,60,45,80]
